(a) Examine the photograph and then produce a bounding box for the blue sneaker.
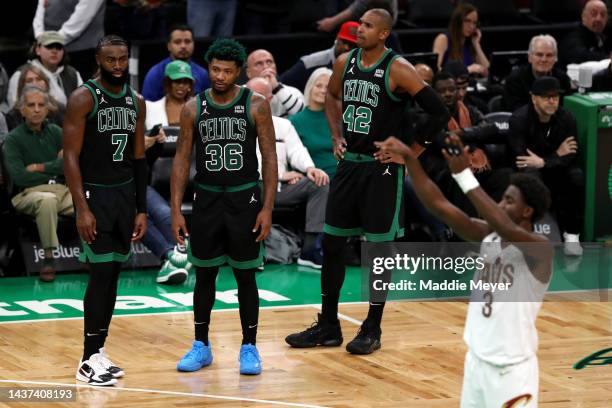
[176,340,213,372]
[239,344,262,375]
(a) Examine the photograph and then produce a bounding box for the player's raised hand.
[333,136,347,160]
[253,208,272,242]
[132,213,147,241]
[441,134,471,174]
[374,137,412,164]
[77,209,97,244]
[172,212,189,245]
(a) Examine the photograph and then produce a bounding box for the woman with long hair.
[432,2,489,76]
[5,64,62,131]
[289,67,336,178]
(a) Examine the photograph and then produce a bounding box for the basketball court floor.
[0,252,611,407]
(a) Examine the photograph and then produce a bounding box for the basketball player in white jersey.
[374,135,553,408]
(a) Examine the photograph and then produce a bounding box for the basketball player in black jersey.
[64,35,147,386]
[171,39,277,375]
[286,9,450,354]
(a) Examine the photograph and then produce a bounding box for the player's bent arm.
[405,157,491,242]
[389,59,451,137]
[133,94,147,214]
[63,88,94,214]
[465,187,553,282]
[325,52,349,142]
[466,187,548,245]
[171,98,196,215]
[133,95,146,159]
[251,94,278,211]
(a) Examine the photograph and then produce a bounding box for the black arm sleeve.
[134,158,148,214]
[413,86,451,144]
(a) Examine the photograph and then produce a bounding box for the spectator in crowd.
[289,68,336,179]
[504,35,572,112]
[6,64,64,131]
[246,49,304,118]
[591,50,612,91]
[317,0,397,33]
[188,0,237,38]
[508,76,584,256]
[414,63,434,85]
[2,86,73,281]
[432,2,489,76]
[8,32,82,110]
[560,0,611,65]
[247,77,329,269]
[422,72,509,210]
[280,21,358,92]
[444,60,488,114]
[33,0,105,78]
[0,62,9,113]
[141,25,210,102]
[144,60,195,284]
[317,1,402,52]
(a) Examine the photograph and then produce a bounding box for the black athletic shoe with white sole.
[76,353,117,386]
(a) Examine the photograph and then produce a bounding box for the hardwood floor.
[0,300,610,407]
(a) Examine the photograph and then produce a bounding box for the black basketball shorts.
[188,181,264,269]
[79,179,135,263]
[323,152,404,243]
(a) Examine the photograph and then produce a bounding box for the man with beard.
[63,35,147,386]
[508,76,584,256]
[171,39,277,375]
[285,9,449,355]
[141,25,210,102]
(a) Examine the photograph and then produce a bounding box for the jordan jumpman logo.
[249,193,257,204]
[382,166,391,176]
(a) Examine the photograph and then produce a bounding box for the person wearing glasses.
[7,31,83,110]
[432,2,489,77]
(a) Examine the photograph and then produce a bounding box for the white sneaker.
[76,353,117,386]
[563,232,583,256]
[98,347,125,378]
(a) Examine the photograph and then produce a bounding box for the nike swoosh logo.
[86,333,99,337]
[248,324,258,329]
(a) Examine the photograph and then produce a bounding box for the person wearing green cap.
[143,60,195,285]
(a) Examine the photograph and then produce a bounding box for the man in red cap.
[280,21,358,92]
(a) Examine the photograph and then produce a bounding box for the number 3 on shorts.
[112,134,128,161]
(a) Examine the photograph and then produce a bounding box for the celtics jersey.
[193,86,259,186]
[80,80,138,185]
[342,48,406,154]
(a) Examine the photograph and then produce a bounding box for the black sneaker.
[346,320,381,355]
[285,313,343,348]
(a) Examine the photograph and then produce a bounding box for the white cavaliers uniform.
[461,232,550,408]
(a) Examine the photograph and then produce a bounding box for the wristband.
[451,168,479,194]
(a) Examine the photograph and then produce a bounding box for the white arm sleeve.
[58,0,105,44]
[32,0,45,39]
[283,119,315,173]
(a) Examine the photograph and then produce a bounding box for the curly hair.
[204,38,247,67]
[510,173,551,223]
